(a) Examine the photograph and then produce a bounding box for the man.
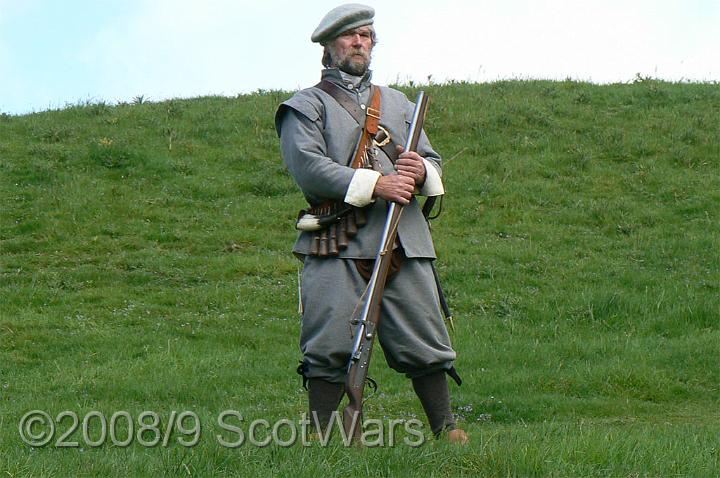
[275,4,467,444]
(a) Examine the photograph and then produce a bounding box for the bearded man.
[275,4,467,444]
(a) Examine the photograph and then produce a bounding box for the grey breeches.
[299,255,456,383]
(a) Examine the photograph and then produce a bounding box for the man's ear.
[322,46,333,68]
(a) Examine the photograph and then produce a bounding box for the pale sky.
[0,0,718,115]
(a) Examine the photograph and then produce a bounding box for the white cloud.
[373,0,719,84]
[3,0,719,113]
[78,0,336,103]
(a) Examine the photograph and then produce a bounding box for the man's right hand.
[372,174,415,205]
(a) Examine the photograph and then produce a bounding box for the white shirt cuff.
[419,159,444,196]
[345,169,381,207]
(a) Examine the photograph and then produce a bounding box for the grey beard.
[338,57,369,76]
[329,48,371,76]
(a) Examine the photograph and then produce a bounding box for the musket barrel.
[347,92,429,361]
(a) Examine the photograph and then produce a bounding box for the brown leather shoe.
[447,428,469,445]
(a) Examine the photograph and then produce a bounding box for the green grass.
[1,79,719,477]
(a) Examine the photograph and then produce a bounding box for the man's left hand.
[395,145,426,187]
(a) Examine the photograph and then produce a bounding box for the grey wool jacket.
[275,68,444,260]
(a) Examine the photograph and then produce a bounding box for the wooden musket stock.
[342,92,430,442]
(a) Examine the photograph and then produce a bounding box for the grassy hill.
[1,79,718,476]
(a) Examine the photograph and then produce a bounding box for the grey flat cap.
[311,4,375,44]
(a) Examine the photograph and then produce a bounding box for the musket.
[342,91,430,442]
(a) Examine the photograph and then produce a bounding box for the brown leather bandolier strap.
[351,84,382,169]
[315,80,382,169]
[300,83,383,257]
[316,80,397,163]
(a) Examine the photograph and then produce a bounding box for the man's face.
[327,26,374,76]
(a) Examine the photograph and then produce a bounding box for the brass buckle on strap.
[373,125,391,147]
[366,107,381,119]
